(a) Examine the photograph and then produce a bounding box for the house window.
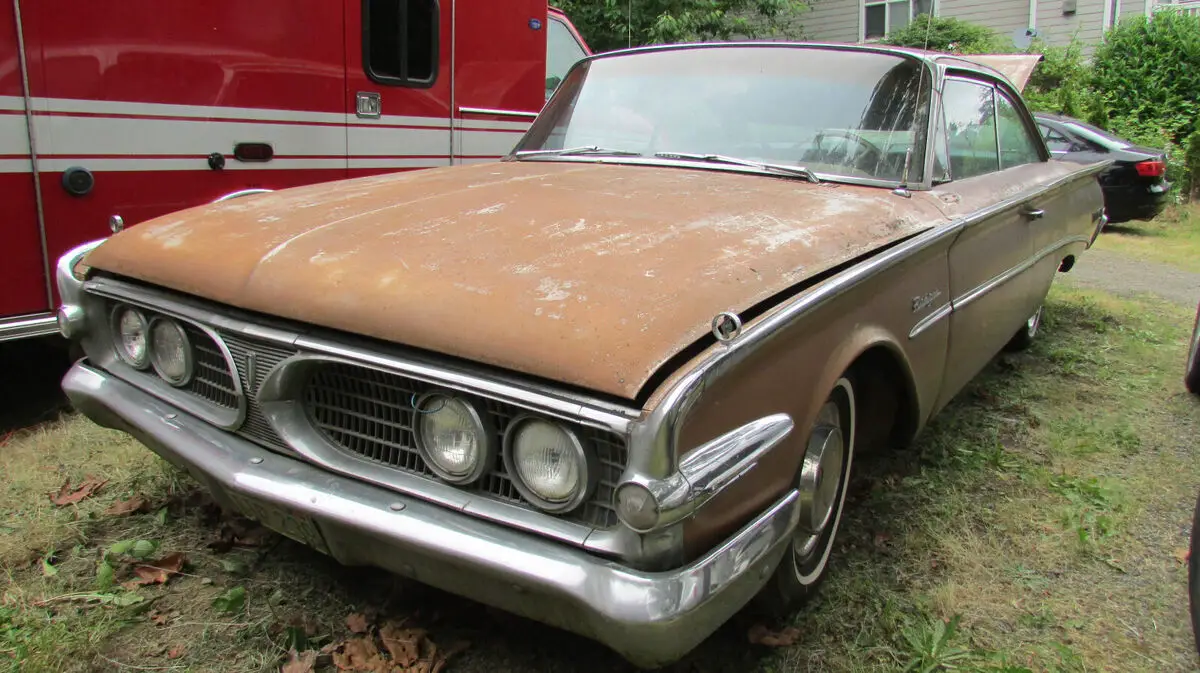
[864,0,934,40]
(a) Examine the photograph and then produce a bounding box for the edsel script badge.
[911,290,942,313]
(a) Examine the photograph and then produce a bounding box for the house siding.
[799,0,862,43]
[940,0,1031,38]
[1037,0,1106,52]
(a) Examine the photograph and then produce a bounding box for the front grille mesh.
[180,325,238,409]
[304,362,626,528]
[223,334,297,451]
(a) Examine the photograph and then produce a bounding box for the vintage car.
[54,43,1108,667]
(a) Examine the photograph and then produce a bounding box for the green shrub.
[883,14,1012,54]
[1091,11,1200,142]
[1022,37,1094,119]
[1090,10,1200,197]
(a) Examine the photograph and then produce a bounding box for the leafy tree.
[555,0,809,53]
[882,14,1012,54]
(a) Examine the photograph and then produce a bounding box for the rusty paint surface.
[85,161,951,399]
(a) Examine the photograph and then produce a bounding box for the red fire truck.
[1,1,590,342]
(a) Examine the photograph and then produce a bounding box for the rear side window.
[364,0,438,87]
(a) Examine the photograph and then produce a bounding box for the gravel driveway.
[1061,247,1200,307]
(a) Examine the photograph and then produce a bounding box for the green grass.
[1094,204,1200,273]
[3,283,1200,672]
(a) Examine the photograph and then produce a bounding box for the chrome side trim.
[953,234,1092,312]
[213,188,273,202]
[634,161,1110,480]
[12,0,51,309]
[458,106,538,120]
[0,313,58,342]
[908,302,953,340]
[617,413,795,533]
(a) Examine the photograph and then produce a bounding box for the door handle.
[1022,207,1046,221]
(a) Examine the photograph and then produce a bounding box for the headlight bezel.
[502,415,596,514]
[148,317,194,387]
[413,391,495,485]
[109,304,151,370]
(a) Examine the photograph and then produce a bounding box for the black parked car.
[1034,112,1170,224]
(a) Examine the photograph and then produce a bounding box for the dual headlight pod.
[414,392,595,513]
[110,304,194,387]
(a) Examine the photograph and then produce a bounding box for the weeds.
[1,285,1199,672]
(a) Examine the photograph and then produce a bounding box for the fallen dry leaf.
[124,552,187,587]
[872,531,893,550]
[105,496,149,516]
[1176,547,1191,564]
[281,648,318,673]
[167,645,185,660]
[331,636,388,672]
[747,623,801,647]
[49,475,108,506]
[345,612,370,634]
[379,621,425,667]
[148,609,171,626]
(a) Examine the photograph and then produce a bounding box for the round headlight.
[149,318,193,386]
[415,394,492,483]
[504,418,593,512]
[112,306,149,369]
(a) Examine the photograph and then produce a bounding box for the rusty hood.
[85,161,948,399]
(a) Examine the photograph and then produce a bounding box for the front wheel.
[1188,492,1200,655]
[754,376,856,616]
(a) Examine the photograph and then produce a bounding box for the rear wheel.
[1006,304,1043,352]
[755,377,856,615]
[1184,303,1200,394]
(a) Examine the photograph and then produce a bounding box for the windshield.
[511,46,932,184]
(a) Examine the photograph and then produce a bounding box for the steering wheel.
[812,130,885,172]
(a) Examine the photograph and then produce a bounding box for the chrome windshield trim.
[213,188,273,202]
[504,154,915,190]
[80,277,639,432]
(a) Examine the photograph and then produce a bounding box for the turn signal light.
[1135,160,1165,177]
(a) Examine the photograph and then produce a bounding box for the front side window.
[514,47,932,184]
[864,0,934,40]
[996,92,1043,169]
[941,78,998,179]
[546,18,587,100]
[364,0,438,87]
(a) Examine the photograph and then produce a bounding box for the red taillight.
[1135,159,1165,177]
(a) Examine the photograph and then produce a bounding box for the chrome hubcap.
[793,400,845,559]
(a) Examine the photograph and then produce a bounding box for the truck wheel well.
[847,345,919,454]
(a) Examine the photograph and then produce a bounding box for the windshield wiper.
[652,151,820,184]
[514,145,643,158]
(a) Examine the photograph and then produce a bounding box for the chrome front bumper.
[64,362,800,668]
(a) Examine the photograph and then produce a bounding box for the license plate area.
[224,490,330,555]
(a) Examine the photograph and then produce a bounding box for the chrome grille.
[222,334,296,451]
[303,362,627,528]
[179,325,237,409]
